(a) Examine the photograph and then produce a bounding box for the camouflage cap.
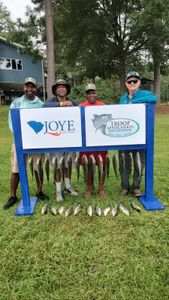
[24,77,37,86]
[126,71,140,80]
[85,83,97,93]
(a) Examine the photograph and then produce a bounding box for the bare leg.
[98,167,106,198]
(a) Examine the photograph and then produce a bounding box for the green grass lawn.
[0,106,169,300]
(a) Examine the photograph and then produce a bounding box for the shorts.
[79,151,108,166]
[50,152,76,169]
[11,144,44,173]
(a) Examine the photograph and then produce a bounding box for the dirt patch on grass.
[155,104,169,114]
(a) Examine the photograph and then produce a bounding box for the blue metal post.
[11,109,37,215]
[138,104,164,210]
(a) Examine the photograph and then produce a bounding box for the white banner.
[20,107,82,149]
[85,104,146,146]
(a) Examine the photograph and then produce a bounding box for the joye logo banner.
[20,107,82,149]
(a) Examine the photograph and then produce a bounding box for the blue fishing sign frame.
[11,103,164,216]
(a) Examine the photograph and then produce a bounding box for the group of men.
[3,71,156,210]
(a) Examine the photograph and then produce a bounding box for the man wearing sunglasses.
[119,71,156,197]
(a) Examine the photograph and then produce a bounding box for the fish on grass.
[41,204,50,215]
[65,206,73,217]
[130,201,142,212]
[112,204,119,217]
[58,206,64,215]
[96,206,102,216]
[119,203,130,216]
[50,206,57,215]
[87,204,93,217]
[103,206,111,216]
[74,204,82,216]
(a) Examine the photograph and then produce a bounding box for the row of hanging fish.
[41,201,141,217]
[28,151,142,184]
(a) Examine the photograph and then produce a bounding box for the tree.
[0,2,15,36]
[44,0,55,98]
[141,0,169,105]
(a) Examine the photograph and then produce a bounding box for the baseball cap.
[85,83,97,93]
[126,71,140,80]
[24,77,37,86]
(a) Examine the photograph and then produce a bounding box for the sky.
[2,0,34,21]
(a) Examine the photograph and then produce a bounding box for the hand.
[64,100,73,106]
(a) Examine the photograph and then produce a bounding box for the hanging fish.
[103,206,111,216]
[74,204,82,216]
[98,155,103,182]
[128,151,133,179]
[82,154,88,185]
[58,206,64,215]
[96,205,102,216]
[106,155,110,179]
[37,157,43,185]
[112,204,119,217]
[89,155,96,186]
[45,157,50,182]
[28,156,34,178]
[52,156,58,184]
[134,151,142,178]
[50,206,58,215]
[41,203,49,215]
[112,155,118,178]
[130,201,142,212]
[67,155,72,179]
[119,203,130,216]
[60,156,65,182]
[75,155,80,181]
[65,206,73,217]
[87,204,93,217]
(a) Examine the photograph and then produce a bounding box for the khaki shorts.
[11,144,45,173]
[50,152,76,169]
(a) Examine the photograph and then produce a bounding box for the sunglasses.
[127,79,139,84]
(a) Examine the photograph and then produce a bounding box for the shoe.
[3,196,18,210]
[36,191,49,201]
[132,188,142,197]
[121,188,129,196]
[64,187,78,196]
[56,192,63,202]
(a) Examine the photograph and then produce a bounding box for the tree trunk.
[153,60,161,107]
[44,0,55,99]
[119,58,126,94]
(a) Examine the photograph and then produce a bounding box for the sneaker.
[3,196,18,210]
[56,192,63,202]
[132,188,142,197]
[36,191,49,201]
[64,187,78,196]
[121,188,129,196]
